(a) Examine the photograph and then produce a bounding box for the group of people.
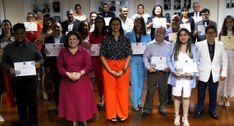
[0,1,233,126]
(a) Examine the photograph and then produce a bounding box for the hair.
[219,15,234,37]
[119,6,128,12]
[137,4,144,9]
[89,11,97,17]
[93,16,107,37]
[201,8,210,15]
[42,14,54,34]
[152,5,163,17]
[78,21,90,39]
[65,31,82,47]
[181,6,190,18]
[133,16,146,35]
[75,4,82,9]
[155,26,166,34]
[0,19,14,38]
[36,9,43,13]
[108,17,124,35]
[102,3,109,8]
[205,25,217,33]
[193,2,200,6]
[173,28,193,61]
[13,23,26,32]
[27,12,35,18]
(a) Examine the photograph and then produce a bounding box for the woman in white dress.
[167,28,199,126]
[218,15,234,107]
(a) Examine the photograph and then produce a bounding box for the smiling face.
[179,30,190,44]
[95,18,104,30]
[2,21,11,33]
[154,6,162,17]
[111,20,121,33]
[68,34,80,48]
[120,7,128,18]
[27,13,35,22]
[137,5,144,14]
[14,28,26,42]
[225,18,234,31]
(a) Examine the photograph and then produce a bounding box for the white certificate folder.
[131,43,146,55]
[150,56,168,70]
[176,59,198,73]
[14,61,36,77]
[45,43,64,57]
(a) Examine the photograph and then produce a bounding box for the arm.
[220,45,228,80]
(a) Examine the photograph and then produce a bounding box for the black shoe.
[142,112,150,118]
[158,109,167,116]
[209,111,219,120]
[193,111,203,118]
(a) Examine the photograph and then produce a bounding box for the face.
[193,3,200,12]
[225,18,234,31]
[27,14,35,22]
[179,30,190,44]
[181,9,189,17]
[206,28,217,40]
[111,20,121,33]
[134,19,142,32]
[37,11,44,20]
[14,28,26,42]
[82,22,90,32]
[68,34,79,48]
[96,18,104,29]
[154,6,162,16]
[75,6,81,13]
[45,17,53,27]
[2,22,11,32]
[137,6,144,14]
[90,13,97,22]
[155,27,165,42]
[52,23,62,36]
[202,12,209,21]
[171,16,181,30]
[120,8,128,18]
[67,11,74,21]
[103,5,109,12]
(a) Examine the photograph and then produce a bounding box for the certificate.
[104,17,112,26]
[90,44,100,56]
[150,56,168,70]
[14,61,36,77]
[220,36,234,49]
[152,18,167,28]
[176,59,197,73]
[197,25,205,36]
[45,43,64,57]
[24,22,37,31]
[131,43,146,55]
[180,23,191,32]
[169,33,177,43]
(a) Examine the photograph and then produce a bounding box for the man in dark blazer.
[189,2,202,17]
[41,22,65,110]
[193,8,217,42]
[61,9,80,34]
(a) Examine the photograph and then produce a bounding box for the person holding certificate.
[167,28,199,126]
[100,17,132,122]
[90,16,107,108]
[57,31,97,126]
[126,16,151,111]
[193,25,227,120]
[142,26,170,117]
[41,22,65,109]
[1,23,44,126]
[165,15,181,42]
[0,19,15,108]
[146,5,166,40]
[217,15,234,107]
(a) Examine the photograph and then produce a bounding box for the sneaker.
[132,107,139,111]
[182,116,190,126]
[225,101,230,107]
[0,115,5,123]
[43,92,49,101]
[174,114,180,126]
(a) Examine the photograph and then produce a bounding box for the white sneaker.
[174,114,180,125]
[0,115,5,123]
[225,101,230,107]
[182,116,190,126]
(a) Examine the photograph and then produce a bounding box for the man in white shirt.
[119,6,133,33]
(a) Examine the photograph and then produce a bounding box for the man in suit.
[193,8,217,42]
[98,3,115,28]
[42,22,65,111]
[193,25,228,120]
[189,2,202,23]
[61,9,80,34]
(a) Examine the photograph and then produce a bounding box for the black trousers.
[11,76,38,125]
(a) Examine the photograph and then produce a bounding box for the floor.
[0,79,234,126]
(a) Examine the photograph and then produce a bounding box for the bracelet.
[122,68,126,73]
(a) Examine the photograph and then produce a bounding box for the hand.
[163,68,169,72]
[196,76,200,83]
[183,72,192,77]
[173,71,181,77]
[109,70,118,77]
[72,72,81,81]
[9,68,15,75]
[193,30,198,36]
[35,62,40,68]
[66,72,75,80]
[116,70,124,77]
[148,67,156,73]
[44,48,49,54]
[220,76,226,81]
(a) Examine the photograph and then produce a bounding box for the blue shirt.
[143,40,171,69]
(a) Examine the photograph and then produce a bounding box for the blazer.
[125,31,151,61]
[167,43,199,89]
[196,40,227,83]
[61,19,80,34]
[194,20,217,42]
[189,11,202,17]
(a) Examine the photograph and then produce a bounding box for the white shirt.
[120,17,134,33]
